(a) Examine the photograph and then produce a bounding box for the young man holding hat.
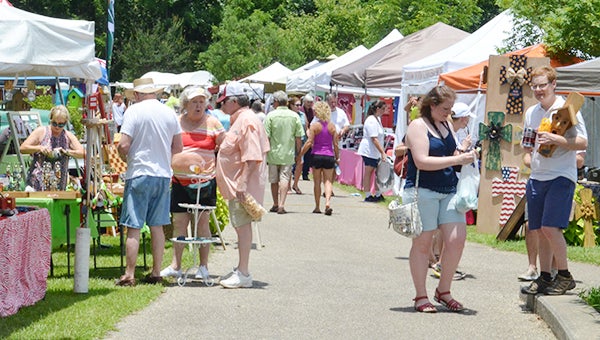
[216,81,270,288]
[116,78,183,286]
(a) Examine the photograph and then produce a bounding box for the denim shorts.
[362,155,379,168]
[402,187,465,232]
[526,177,575,230]
[120,176,171,229]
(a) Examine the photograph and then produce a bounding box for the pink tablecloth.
[0,208,51,317]
[338,149,392,194]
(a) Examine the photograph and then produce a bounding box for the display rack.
[170,172,225,286]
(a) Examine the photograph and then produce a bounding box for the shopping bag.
[455,162,480,213]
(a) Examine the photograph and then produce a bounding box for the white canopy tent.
[240,62,292,93]
[401,10,515,96]
[140,70,216,91]
[0,5,101,80]
[286,45,369,94]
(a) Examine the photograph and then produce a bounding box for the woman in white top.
[357,100,387,202]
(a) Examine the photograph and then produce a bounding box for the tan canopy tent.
[362,23,469,88]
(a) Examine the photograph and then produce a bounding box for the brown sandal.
[115,276,136,287]
[292,186,302,194]
[434,289,464,312]
[413,296,437,313]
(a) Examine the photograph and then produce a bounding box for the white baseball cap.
[451,102,475,118]
[217,81,248,103]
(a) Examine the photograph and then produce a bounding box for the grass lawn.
[0,235,172,339]
[2,183,598,338]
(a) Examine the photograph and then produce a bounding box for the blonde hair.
[50,105,70,122]
[314,101,331,121]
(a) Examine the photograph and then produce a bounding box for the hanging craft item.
[499,55,532,115]
[538,92,584,157]
[478,111,512,171]
[574,188,599,248]
[492,166,527,226]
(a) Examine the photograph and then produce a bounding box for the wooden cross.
[499,55,532,115]
[479,111,512,171]
[492,166,526,226]
[574,188,599,248]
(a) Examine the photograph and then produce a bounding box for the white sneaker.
[220,269,253,288]
[160,266,182,278]
[518,267,539,281]
[195,265,210,280]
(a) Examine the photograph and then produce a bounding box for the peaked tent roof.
[362,22,469,89]
[401,10,515,93]
[241,62,292,84]
[439,44,583,92]
[330,29,406,87]
[0,5,101,80]
[556,58,600,96]
[286,45,369,94]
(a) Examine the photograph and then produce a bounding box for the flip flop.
[292,186,302,194]
[115,276,136,287]
[325,207,333,216]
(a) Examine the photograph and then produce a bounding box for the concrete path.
[105,179,600,339]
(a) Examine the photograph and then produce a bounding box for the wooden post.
[575,188,599,248]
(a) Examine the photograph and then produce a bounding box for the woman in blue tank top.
[403,85,478,313]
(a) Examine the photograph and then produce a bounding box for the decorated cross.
[492,166,526,226]
[479,111,512,171]
[574,188,599,248]
[499,55,532,115]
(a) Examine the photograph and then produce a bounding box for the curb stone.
[520,291,600,339]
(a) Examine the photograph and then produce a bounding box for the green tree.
[197,5,299,82]
[118,18,195,81]
[499,0,600,58]
[366,0,485,40]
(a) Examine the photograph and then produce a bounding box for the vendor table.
[338,149,378,192]
[0,208,51,317]
[15,197,97,276]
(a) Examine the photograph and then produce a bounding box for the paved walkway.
[105,180,600,339]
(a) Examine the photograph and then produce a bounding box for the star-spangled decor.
[478,111,512,171]
[492,166,527,226]
[499,55,532,115]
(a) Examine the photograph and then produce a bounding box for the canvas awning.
[0,5,101,80]
[362,23,469,89]
[556,58,600,96]
[401,10,516,94]
[439,44,583,92]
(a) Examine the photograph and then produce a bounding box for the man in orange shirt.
[216,82,270,288]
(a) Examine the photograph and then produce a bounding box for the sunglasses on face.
[51,122,67,128]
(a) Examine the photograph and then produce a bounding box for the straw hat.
[132,78,164,94]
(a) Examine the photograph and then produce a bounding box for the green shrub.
[26,94,84,139]
[579,287,600,313]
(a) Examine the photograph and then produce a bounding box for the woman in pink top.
[161,87,225,281]
[298,101,339,215]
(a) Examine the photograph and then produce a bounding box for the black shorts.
[311,154,335,169]
[170,178,217,213]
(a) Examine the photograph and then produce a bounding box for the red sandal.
[434,289,464,312]
[413,296,437,313]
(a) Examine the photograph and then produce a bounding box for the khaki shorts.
[268,164,293,183]
[228,199,254,227]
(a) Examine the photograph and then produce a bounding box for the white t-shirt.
[112,102,126,126]
[120,99,182,179]
[331,106,350,134]
[357,115,384,159]
[523,96,587,183]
